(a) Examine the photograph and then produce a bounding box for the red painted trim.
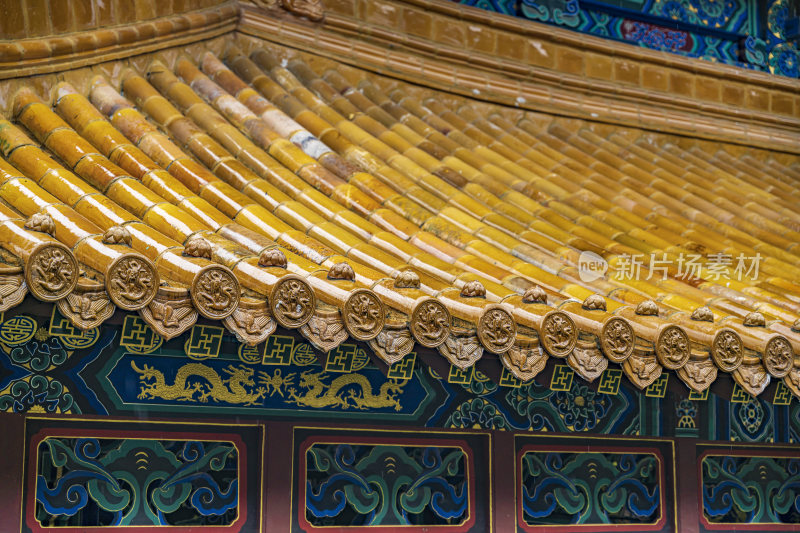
[516,444,668,532]
[297,434,477,532]
[0,414,24,533]
[264,421,293,533]
[25,428,248,533]
[697,448,800,531]
[675,438,700,533]
[493,431,515,533]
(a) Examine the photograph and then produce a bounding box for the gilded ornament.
[102,225,132,246]
[343,288,385,341]
[328,261,355,281]
[0,314,36,345]
[691,306,714,322]
[253,0,325,21]
[191,265,239,320]
[410,298,450,348]
[500,334,546,382]
[270,274,315,328]
[743,311,766,327]
[24,213,55,236]
[139,285,197,340]
[27,242,78,301]
[656,325,690,369]
[600,317,635,363]
[677,354,717,393]
[477,305,516,354]
[438,326,483,369]
[394,270,420,289]
[733,358,769,397]
[0,266,27,311]
[521,285,547,304]
[57,278,115,330]
[223,296,276,345]
[369,324,415,365]
[132,362,268,405]
[287,0,325,22]
[106,254,158,310]
[792,319,800,333]
[711,328,743,372]
[300,307,347,352]
[635,300,658,316]
[787,366,800,398]
[286,370,405,411]
[183,235,213,259]
[540,311,576,357]
[764,336,793,378]
[567,339,607,381]
[460,280,485,298]
[623,351,662,389]
[259,248,287,267]
[582,294,606,311]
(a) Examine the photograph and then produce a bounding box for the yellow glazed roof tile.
[0,31,797,399]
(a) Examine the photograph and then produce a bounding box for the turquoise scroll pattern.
[304,444,469,527]
[702,454,800,525]
[35,438,238,527]
[520,450,662,527]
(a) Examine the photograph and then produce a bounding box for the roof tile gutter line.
[87,76,401,349]
[52,82,314,343]
[2,96,243,335]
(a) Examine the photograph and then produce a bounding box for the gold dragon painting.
[131,361,407,410]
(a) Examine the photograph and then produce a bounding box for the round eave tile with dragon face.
[656,325,690,370]
[540,310,577,357]
[712,328,744,373]
[191,265,240,320]
[477,304,516,354]
[270,274,316,329]
[27,242,78,302]
[106,253,158,311]
[410,298,451,348]
[601,317,635,363]
[764,336,793,378]
[343,288,385,341]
